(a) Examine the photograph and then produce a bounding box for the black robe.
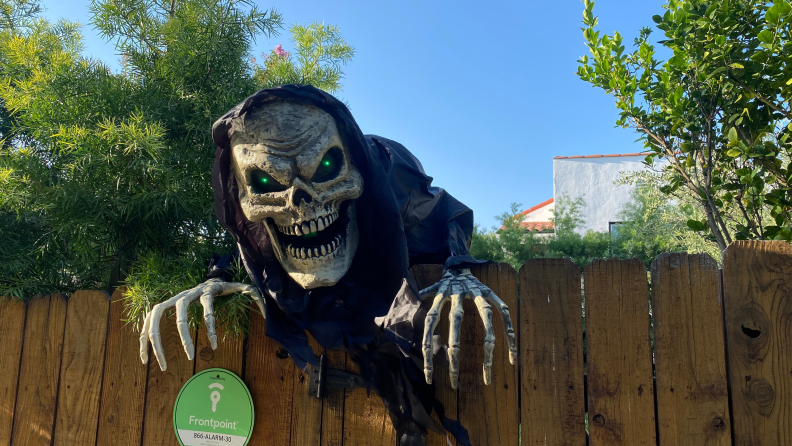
[211,84,485,444]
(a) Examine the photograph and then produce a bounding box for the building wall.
[521,202,555,223]
[553,155,656,234]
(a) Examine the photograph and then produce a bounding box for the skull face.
[230,102,363,289]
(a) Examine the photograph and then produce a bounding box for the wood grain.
[584,259,656,446]
[10,294,67,446]
[651,253,731,446]
[195,323,244,376]
[290,334,323,446]
[320,347,346,446]
[96,287,149,446]
[52,290,110,446]
[458,263,519,446]
[411,264,457,446]
[140,311,195,446]
[245,309,295,446]
[723,241,792,446]
[342,353,397,446]
[520,259,586,446]
[0,297,26,446]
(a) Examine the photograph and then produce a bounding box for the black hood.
[211,85,411,366]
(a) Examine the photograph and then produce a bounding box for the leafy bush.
[0,0,353,334]
[472,186,721,270]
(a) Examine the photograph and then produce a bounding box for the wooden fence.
[0,241,790,446]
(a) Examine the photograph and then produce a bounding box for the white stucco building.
[518,152,663,235]
[553,152,657,234]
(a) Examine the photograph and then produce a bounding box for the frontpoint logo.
[174,368,253,446]
[209,382,223,412]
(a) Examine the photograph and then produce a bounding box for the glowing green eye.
[312,147,343,183]
[250,170,287,193]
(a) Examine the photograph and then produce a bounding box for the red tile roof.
[519,221,555,232]
[520,198,554,215]
[499,199,556,232]
[553,152,652,160]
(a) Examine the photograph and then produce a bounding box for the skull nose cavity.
[292,189,313,206]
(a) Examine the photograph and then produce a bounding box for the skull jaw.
[265,202,359,290]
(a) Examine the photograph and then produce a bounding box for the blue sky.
[41,0,667,228]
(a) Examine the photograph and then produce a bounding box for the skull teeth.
[278,211,340,236]
[286,235,343,260]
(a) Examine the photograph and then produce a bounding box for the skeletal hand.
[421,268,517,388]
[139,279,265,371]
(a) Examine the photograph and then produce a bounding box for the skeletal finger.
[175,296,196,361]
[215,281,267,318]
[139,311,153,364]
[200,285,219,350]
[482,288,518,365]
[473,294,496,385]
[148,303,170,371]
[245,286,266,318]
[447,282,465,389]
[460,276,496,384]
[422,283,451,384]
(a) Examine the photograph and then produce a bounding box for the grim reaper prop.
[138,85,517,446]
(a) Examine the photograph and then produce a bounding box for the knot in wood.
[711,417,725,431]
[592,414,605,427]
[746,378,775,416]
[200,347,214,362]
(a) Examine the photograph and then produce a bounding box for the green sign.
[173,368,254,446]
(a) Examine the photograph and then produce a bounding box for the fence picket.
[458,263,520,446]
[10,294,67,446]
[245,310,296,446]
[520,258,585,446]
[342,353,397,446]
[195,323,244,376]
[96,287,149,446]
[723,241,792,446]
[140,312,195,446]
[585,259,656,446]
[412,264,457,446]
[320,348,346,446]
[651,253,731,445]
[289,335,323,446]
[0,297,26,446]
[53,291,110,446]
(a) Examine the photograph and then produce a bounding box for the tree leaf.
[758,30,774,43]
[687,220,708,231]
[730,62,744,69]
[728,127,738,142]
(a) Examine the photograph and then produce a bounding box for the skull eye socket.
[311,147,343,183]
[250,170,288,194]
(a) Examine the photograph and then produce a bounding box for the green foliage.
[472,189,721,271]
[615,170,721,264]
[471,197,613,270]
[256,22,354,93]
[0,0,353,333]
[578,0,790,249]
